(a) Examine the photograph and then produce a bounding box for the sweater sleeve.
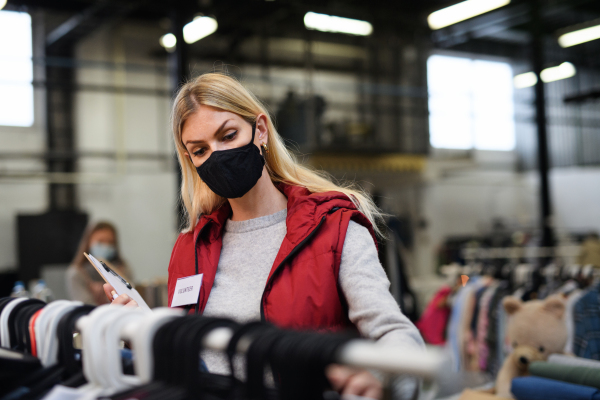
[339,221,425,351]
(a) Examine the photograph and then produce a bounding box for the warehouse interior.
[1,0,600,398]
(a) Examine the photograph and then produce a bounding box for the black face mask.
[195,122,265,199]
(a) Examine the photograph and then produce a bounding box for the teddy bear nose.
[519,356,529,365]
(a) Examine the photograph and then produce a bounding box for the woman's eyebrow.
[185,119,232,145]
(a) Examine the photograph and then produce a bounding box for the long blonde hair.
[171,73,384,235]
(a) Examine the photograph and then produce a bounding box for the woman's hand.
[103,283,138,308]
[326,364,382,399]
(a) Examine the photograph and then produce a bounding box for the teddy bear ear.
[543,295,565,319]
[503,296,523,315]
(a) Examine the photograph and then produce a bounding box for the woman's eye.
[223,131,237,141]
[193,148,206,157]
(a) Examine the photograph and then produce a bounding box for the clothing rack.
[78,307,445,383]
[201,327,443,378]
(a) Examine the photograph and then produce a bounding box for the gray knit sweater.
[202,208,424,375]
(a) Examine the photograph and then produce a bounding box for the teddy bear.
[495,294,567,398]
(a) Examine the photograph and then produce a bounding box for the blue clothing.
[574,284,600,360]
[512,376,600,400]
[446,277,481,371]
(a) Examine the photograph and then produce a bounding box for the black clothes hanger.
[0,348,42,397]
[179,317,239,398]
[270,331,350,400]
[14,302,45,353]
[245,327,284,400]
[57,305,95,382]
[226,321,271,380]
[7,299,45,351]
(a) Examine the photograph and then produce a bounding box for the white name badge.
[171,274,203,307]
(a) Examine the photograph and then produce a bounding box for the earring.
[261,143,269,155]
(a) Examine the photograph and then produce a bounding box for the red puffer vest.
[167,183,377,332]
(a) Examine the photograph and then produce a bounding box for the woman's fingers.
[327,364,359,392]
[326,365,382,400]
[111,293,139,308]
[103,283,115,301]
[124,299,139,308]
[342,371,382,399]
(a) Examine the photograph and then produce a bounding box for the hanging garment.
[416,285,451,345]
[476,283,498,371]
[565,289,586,354]
[574,283,600,360]
[529,361,600,389]
[167,183,377,331]
[485,282,510,375]
[511,376,600,400]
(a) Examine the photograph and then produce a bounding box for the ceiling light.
[304,12,373,36]
[0,0,6,10]
[558,24,600,48]
[513,72,537,89]
[159,33,176,50]
[183,16,218,44]
[540,62,576,83]
[428,0,511,30]
[513,62,576,88]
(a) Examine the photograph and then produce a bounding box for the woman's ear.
[256,113,268,143]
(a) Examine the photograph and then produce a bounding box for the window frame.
[427,50,517,154]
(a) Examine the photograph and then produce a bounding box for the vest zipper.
[193,221,211,315]
[259,207,339,322]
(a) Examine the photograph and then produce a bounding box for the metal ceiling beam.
[45,0,143,49]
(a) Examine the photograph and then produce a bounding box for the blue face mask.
[90,243,117,261]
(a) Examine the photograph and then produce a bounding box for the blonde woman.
[105,73,424,398]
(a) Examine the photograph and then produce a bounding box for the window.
[0,10,34,127]
[427,54,515,151]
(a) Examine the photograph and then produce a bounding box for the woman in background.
[67,221,132,305]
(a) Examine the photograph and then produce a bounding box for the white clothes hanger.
[0,297,28,348]
[100,307,148,391]
[33,300,71,362]
[78,305,124,388]
[40,301,82,367]
[121,307,183,383]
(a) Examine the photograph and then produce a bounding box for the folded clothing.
[549,354,600,369]
[511,376,600,400]
[530,361,600,389]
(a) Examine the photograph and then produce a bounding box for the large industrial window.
[427,54,515,151]
[0,10,34,127]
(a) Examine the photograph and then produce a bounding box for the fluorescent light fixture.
[513,71,537,88]
[540,62,576,83]
[558,24,600,48]
[428,0,511,30]
[304,12,373,36]
[159,33,176,49]
[159,16,217,50]
[183,16,218,44]
[0,0,6,10]
[513,62,576,88]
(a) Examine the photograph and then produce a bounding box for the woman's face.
[89,228,116,248]
[181,105,265,168]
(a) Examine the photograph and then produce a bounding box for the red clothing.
[167,183,377,332]
[415,285,452,345]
